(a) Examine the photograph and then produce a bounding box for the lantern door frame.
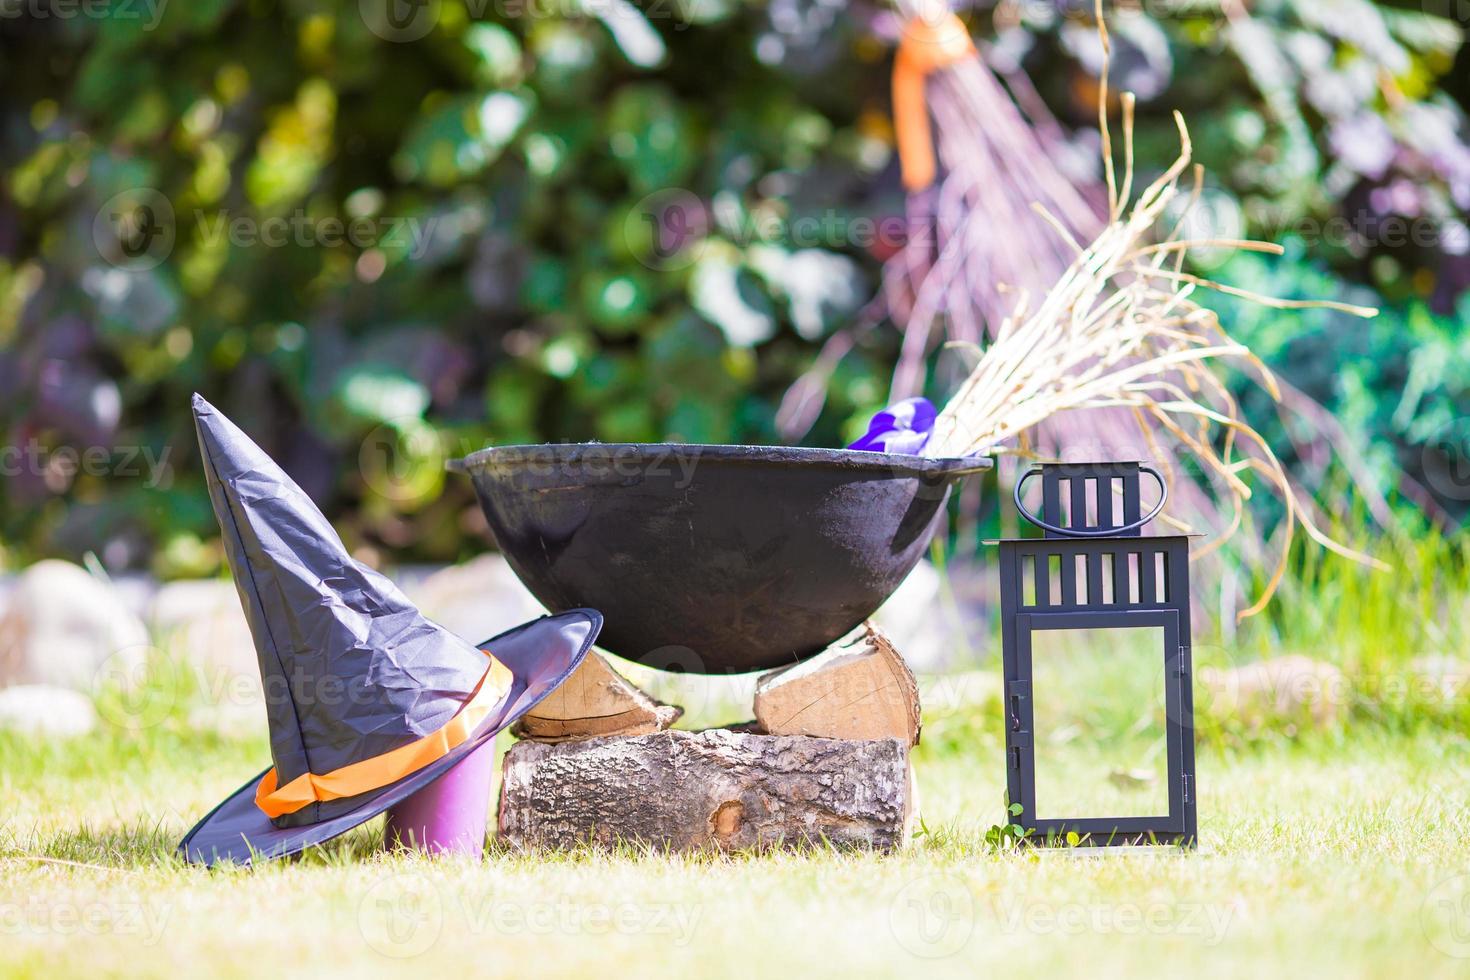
[999,532,1198,847]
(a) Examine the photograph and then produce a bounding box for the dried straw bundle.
[925,9,1383,615]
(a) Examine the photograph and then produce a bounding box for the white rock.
[148,578,261,706]
[0,684,97,737]
[186,698,266,738]
[873,560,993,674]
[1409,656,1470,703]
[0,560,150,691]
[403,553,546,643]
[107,571,161,622]
[1198,654,1349,731]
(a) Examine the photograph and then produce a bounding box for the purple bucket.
[382,741,496,856]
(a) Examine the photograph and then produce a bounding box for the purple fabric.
[847,397,937,455]
[383,738,497,856]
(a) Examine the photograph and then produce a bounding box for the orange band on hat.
[253,653,514,819]
[893,12,977,191]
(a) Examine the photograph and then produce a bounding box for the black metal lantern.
[995,461,1197,847]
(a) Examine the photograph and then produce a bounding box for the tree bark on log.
[498,729,915,853]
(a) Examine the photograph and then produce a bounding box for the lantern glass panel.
[1031,624,1169,820]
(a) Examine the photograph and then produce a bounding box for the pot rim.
[448,442,992,479]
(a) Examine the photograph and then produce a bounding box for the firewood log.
[753,621,921,744]
[511,650,681,742]
[498,729,915,852]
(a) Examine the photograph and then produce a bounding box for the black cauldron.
[450,444,990,674]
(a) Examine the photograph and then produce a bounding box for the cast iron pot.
[450,444,990,674]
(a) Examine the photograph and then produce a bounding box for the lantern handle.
[1013,464,1168,538]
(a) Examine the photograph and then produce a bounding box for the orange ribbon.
[253,653,513,819]
[892,12,977,191]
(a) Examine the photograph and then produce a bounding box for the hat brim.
[178,609,601,867]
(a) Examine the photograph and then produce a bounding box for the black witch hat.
[179,395,600,866]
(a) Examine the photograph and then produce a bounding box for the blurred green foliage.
[0,0,1466,574]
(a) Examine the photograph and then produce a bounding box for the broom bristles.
[924,1,1386,616]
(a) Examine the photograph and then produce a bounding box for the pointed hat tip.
[191,394,266,480]
[191,393,224,459]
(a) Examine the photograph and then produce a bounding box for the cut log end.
[511,650,682,742]
[753,621,921,745]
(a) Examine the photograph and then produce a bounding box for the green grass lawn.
[4,717,1470,979]
[4,538,1468,977]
